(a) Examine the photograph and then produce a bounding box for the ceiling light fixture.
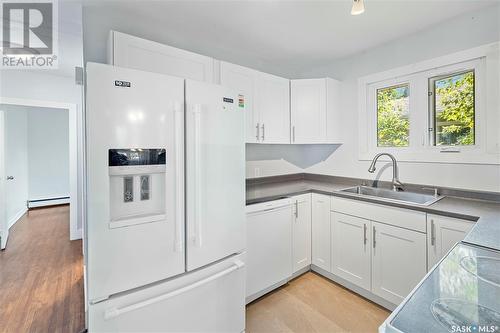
[351,0,365,15]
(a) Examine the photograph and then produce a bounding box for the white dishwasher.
[245,198,293,303]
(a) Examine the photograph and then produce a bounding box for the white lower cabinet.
[292,194,312,273]
[371,221,427,305]
[427,214,475,269]
[311,193,331,272]
[331,212,371,291]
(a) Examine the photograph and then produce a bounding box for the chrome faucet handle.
[422,187,439,197]
[393,181,405,192]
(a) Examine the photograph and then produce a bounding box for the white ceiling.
[83,0,497,77]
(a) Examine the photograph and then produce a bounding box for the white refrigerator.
[85,62,246,332]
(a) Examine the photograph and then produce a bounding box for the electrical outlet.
[254,167,260,177]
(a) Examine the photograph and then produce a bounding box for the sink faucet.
[368,153,404,191]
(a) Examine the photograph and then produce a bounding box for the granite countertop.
[246,175,500,251]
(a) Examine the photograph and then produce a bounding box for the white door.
[257,72,290,144]
[371,221,426,305]
[292,193,311,273]
[291,79,326,143]
[427,214,475,269]
[89,253,245,333]
[0,110,7,250]
[86,63,185,300]
[220,61,258,143]
[331,212,371,291]
[185,80,246,271]
[311,193,331,272]
[246,199,292,298]
[110,31,215,83]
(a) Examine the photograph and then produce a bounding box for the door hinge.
[428,91,433,96]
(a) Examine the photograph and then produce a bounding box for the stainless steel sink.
[339,186,443,206]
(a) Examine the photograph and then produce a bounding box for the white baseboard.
[71,227,83,241]
[8,208,28,229]
[28,197,70,208]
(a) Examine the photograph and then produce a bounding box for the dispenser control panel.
[108,149,167,228]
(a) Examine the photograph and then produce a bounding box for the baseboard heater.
[28,196,70,209]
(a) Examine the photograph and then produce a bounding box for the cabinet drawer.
[331,196,426,233]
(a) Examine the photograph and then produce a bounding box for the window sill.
[359,147,500,165]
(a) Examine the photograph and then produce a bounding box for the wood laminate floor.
[0,205,84,333]
[246,272,390,333]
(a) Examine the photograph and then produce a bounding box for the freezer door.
[88,253,245,332]
[86,63,185,300]
[185,80,246,271]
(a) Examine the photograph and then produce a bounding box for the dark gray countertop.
[246,176,500,251]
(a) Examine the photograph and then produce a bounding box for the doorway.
[0,98,78,249]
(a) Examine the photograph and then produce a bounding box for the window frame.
[358,43,499,165]
[428,69,476,147]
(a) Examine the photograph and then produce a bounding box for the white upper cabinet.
[291,78,341,144]
[108,31,215,83]
[331,212,371,291]
[220,61,290,144]
[427,214,475,270]
[292,193,312,274]
[311,193,331,272]
[257,72,290,144]
[371,221,427,305]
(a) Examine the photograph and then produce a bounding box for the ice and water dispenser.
[108,149,166,228]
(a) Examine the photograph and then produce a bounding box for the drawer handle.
[104,260,245,320]
[431,219,436,246]
[363,223,367,245]
[373,226,376,249]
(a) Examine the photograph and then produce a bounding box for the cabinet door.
[291,79,326,144]
[371,221,426,305]
[331,212,371,291]
[258,73,290,144]
[220,61,258,143]
[326,78,342,143]
[292,194,312,273]
[311,193,331,272]
[427,214,475,269]
[111,31,214,83]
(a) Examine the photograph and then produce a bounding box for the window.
[429,70,475,146]
[377,84,410,147]
[358,44,498,164]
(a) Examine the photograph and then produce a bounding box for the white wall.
[248,4,500,192]
[27,108,69,201]
[300,5,500,192]
[1,105,70,228]
[0,71,83,231]
[0,2,84,235]
[3,109,28,227]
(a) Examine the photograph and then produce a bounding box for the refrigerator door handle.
[174,102,184,252]
[103,260,245,320]
[193,104,203,248]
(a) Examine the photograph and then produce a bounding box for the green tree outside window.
[377,84,410,147]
